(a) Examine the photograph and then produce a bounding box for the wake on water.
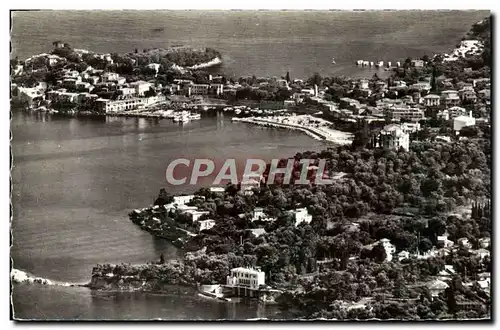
[10,268,86,287]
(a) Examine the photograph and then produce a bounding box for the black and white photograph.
[9,7,492,321]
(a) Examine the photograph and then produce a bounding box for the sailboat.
[331,57,336,64]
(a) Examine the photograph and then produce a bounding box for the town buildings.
[11,86,45,106]
[423,94,440,107]
[411,59,425,67]
[376,124,410,151]
[240,178,261,195]
[386,107,425,122]
[184,209,210,222]
[173,195,197,206]
[379,238,396,262]
[199,219,216,232]
[226,267,266,297]
[130,81,152,96]
[288,208,313,226]
[453,115,476,132]
[441,90,461,107]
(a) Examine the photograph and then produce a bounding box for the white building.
[188,84,209,95]
[441,90,461,107]
[387,107,425,122]
[252,207,266,221]
[130,81,152,96]
[473,248,490,260]
[423,94,440,107]
[199,219,216,232]
[288,207,312,226]
[11,86,45,106]
[398,250,410,261]
[251,207,276,222]
[435,135,451,143]
[173,195,196,206]
[147,63,161,76]
[184,209,210,222]
[437,265,456,281]
[378,124,410,151]
[301,88,315,96]
[457,237,472,249]
[379,238,396,262]
[249,228,267,237]
[427,279,449,297]
[479,237,491,249]
[437,233,454,248]
[175,204,198,213]
[461,39,482,49]
[101,72,121,82]
[12,64,23,76]
[358,79,369,89]
[119,87,136,96]
[447,106,468,120]
[240,178,261,195]
[95,97,145,113]
[226,267,265,290]
[209,187,225,193]
[453,115,476,132]
[410,82,431,92]
[400,122,421,134]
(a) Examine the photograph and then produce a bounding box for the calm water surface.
[11,10,488,78]
[11,111,324,319]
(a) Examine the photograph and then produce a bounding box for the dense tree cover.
[126,47,221,68]
[140,137,490,286]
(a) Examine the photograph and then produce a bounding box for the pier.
[232,115,353,145]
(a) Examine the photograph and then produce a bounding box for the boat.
[173,115,190,123]
[189,113,201,120]
[174,116,189,123]
[197,286,231,302]
[234,109,242,115]
[331,57,336,64]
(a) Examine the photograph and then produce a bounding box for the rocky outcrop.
[88,262,196,292]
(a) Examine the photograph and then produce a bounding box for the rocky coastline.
[171,56,222,73]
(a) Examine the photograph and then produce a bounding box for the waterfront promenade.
[232,115,353,145]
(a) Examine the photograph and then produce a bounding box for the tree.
[286,71,291,83]
[430,67,437,93]
[372,243,387,263]
[159,253,165,264]
[459,126,479,138]
[309,72,322,87]
[404,57,412,69]
[144,87,157,98]
[419,238,433,253]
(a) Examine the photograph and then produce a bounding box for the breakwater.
[231,116,353,145]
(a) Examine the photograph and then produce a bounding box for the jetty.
[232,115,353,145]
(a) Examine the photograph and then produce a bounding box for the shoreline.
[172,57,222,73]
[232,116,353,145]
